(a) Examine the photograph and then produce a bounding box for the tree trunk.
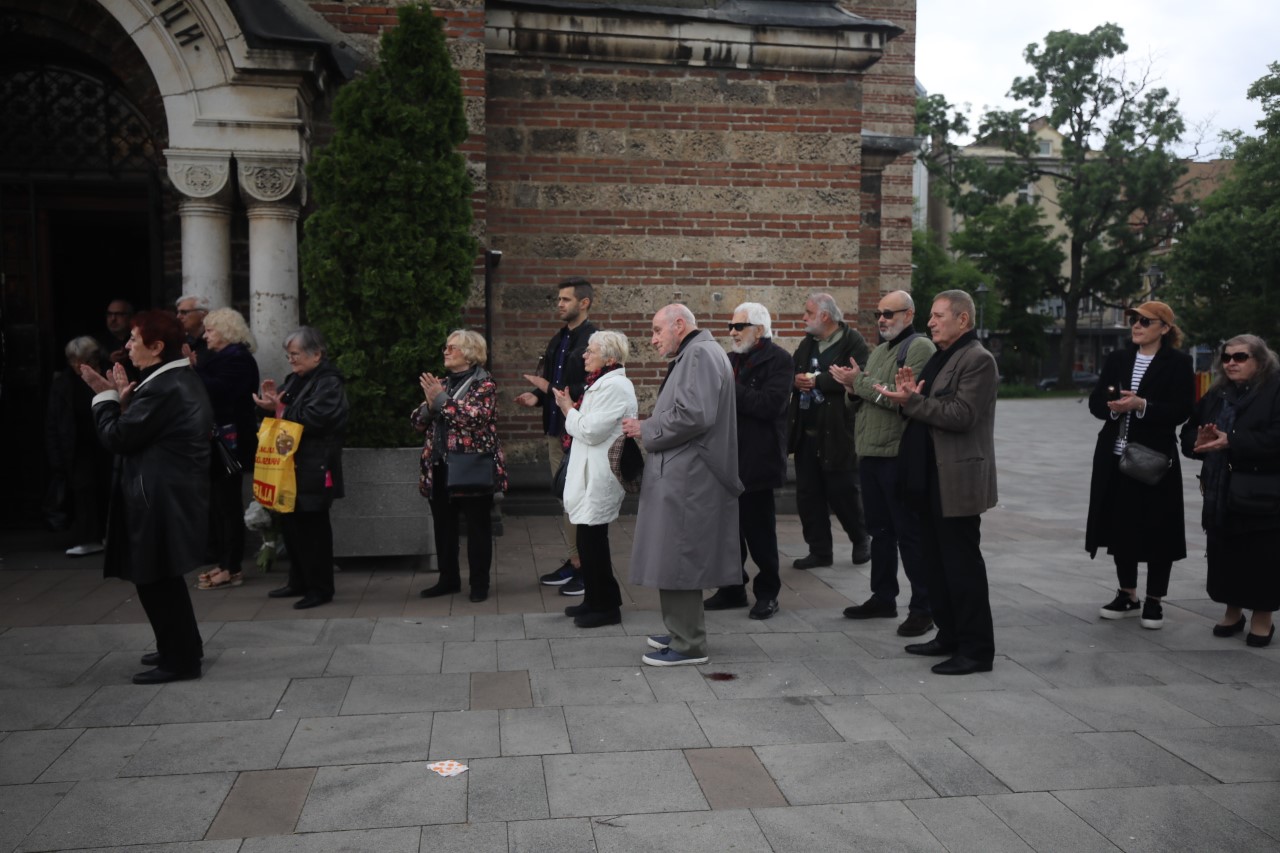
[1058,242,1085,385]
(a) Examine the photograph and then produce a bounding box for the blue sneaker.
[642,647,709,667]
[540,561,576,586]
[647,635,670,650]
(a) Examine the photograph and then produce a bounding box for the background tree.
[1167,63,1280,345]
[910,229,984,326]
[301,4,477,447]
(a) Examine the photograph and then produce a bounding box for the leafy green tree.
[910,229,984,326]
[301,4,477,446]
[1167,63,1280,345]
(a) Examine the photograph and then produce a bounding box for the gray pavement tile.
[1156,649,1280,684]
[684,747,787,810]
[467,755,548,822]
[1196,781,1280,839]
[565,702,708,753]
[752,801,947,852]
[643,666,719,703]
[442,640,497,673]
[16,772,235,850]
[369,616,475,644]
[954,731,1215,792]
[996,624,1165,657]
[1140,725,1280,783]
[239,827,421,853]
[751,631,866,661]
[132,678,289,725]
[543,750,708,818]
[206,619,325,648]
[692,660,832,700]
[295,761,467,831]
[0,624,153,655]
[507,818,592,853]
[1004,651,1169,689]
[279,712,434,768]
[1035,686,1215,731]
[418,822,508,851]
[0,686,96,730]
[18,841,241,853]
[201,646,334,681]
[703,632,776,663]
[549,636,654,669]
[338,674,469,715]
[0,652,102,687]
[754,608,820,633]
[324,642,443,677]
[690,697,841,748]
[865,693,972,739]
[121,718,298,776]
[979,792,1118,853]
[474,613,527,642]
[500,707,570,756]
[906,797,1033,852]
[801,658,891,695]
[592,809,772,853]
[70,650,184,687]
[430,709,500,759]
[754,741,935,805]
[59,684,161,728]
[523,613,614,640]
[862,656,1053,694]
[497,639,553,671]
[38,725,155,782]
[471,670,532,710]
[1053,785,1278,853]
[0,781,75,853]
[272,677,350,719]
[313,618,378,647]
[888,738,1011,797]
[812,695,910,742]
[206,766,316,840]
[929,689,1095,735]
[702,610,773,636]
[0,728,81,784]
[619,609,671,638]
[530,667,656,707]
[1145,683,1280,726]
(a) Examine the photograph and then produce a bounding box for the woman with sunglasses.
[1086,301,1195,629]
[1180,335,1280,646]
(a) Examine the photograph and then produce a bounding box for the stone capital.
[165,149,233,202]
[236,154,305,206]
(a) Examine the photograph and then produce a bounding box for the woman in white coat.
[553,331,638,628]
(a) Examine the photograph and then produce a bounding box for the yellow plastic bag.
[253,417,304,513]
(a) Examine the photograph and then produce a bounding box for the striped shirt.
[1113,352,1154,455]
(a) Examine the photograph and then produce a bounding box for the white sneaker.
[66,543,104,557]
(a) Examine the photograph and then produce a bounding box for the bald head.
[651,303,698,359]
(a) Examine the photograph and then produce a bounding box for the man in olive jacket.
[786,292,871,569]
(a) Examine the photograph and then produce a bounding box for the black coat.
[533,320,597,433]
[729,338,792,492]
[93,359,213,585]
[786,322,870,470]
[195,343,260,467]
[278,360,349,512]
[1085,344,1195,562]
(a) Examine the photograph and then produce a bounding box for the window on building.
[1038,139,1053,156]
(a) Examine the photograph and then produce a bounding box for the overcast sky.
[913,1,1278,158]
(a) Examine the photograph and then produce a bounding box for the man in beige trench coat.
[623,304,743,666]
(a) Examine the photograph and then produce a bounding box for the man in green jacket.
[831,290,936,637]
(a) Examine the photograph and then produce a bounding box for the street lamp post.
[975,280,989,344]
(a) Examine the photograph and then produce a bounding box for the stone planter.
[330,447,434,561]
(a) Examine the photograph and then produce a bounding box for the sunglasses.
[874,309,906,320]
[1128,314,1162,328]
[1222,351,1252,364]
[727,322,757,332]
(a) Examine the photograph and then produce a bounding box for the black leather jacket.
[279,359,349,511]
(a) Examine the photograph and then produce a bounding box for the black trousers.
[795,433,867,557]
[1115,556,1172,599]
[209,472,247,571]
[136,575,203,671]
[716,488,781,602]
[279,510,336,599]
[861,456,930,614]
[577,523,621,613]
[430,471,493,592]
[919,487,994,663]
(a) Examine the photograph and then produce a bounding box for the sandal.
[197,568,244,590]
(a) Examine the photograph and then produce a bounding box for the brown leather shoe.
[897,612,935,637]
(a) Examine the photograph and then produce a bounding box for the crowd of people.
[54,284,1280,684]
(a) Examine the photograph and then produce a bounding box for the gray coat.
[629,330,744,589]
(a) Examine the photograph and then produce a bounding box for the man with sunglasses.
[830,291,937,637]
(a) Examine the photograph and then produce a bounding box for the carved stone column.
[237,155,303,383]
[166,150,233,309]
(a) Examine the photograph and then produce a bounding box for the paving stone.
[0,652,102,687]
[1053,785,1279,852]
[690,697,841,747]
[544,750,708,817]
[683,747,786,810]
[0,781,75,853]
[430,709,500,759]
[859,656,1052,694]
[324,642,443,676]
[691,660,832,700]
[1158,649,1280,684]
[0,624,152,655]
[313,618,378,647]
[523,612,617,640]
[906,796,1032,852]
[272,677,351,719]
[1035,685,1215,731]
[338,674,469,714]
[507,818,593,853]
[929,689,1094,735]
[474,613,527,641]
[1196,781,1280,838]
[0,728,81,784]
[132,678,289,725]
[888,738,1011,797]
[1145,683,1280,726]
[442,640,497,672]
[472,670,532,710]
[207,620,325,648]
[755,741,936,806]
[593,809,772,852]
[531,666,655,707]
[801,659,892,695]
[864,693,972,738]
[643,666,719,703]
[206,767,317,839]
[565,702,708,753]
[279,713,434,768]
[201,646,334,681]
[1006,651,1177,689]
[752,801,947,852]
[979,792,1126,853]
[500,706,570,756]
[415,822,507,851]
[121,718,298,776]
[550,636,659,668]
[239,826,421,852]
[752,631,866,661]
[39,725,155,782]
[497,639,554,671]
[295,761,467,831]
[467,755,549,822]
[1140,726,1280,783]
[59,683,161,728]
[370,616,474,644]
[17,772,235,850]
[811,695,909,742]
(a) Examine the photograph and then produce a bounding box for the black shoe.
[931,655,993,676]
[905,638,955,657]
[294,595,332,610]
[1099,589,1141,619]
[574,609,622,629]
[851,540,872,565]
[1247,625,1275,648]
[420,582,461,598]
[559,577,585,596]
[704,588,749,610]
[897,612,935,637]
[469,589,489,603]
[749,599,779,620]
[1213,616,1246,637]
[132,665,201,685]
[792,553,833,570]
[267,585,304,599]
[140,650,204,666]
[1140,598,1164,630]
[843,597,897,620]
[564,602,589,617]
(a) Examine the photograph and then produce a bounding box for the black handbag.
[446,451,495,497]
[551,447,569,500]
[1117,414,1170,486]
[1227,469,1280,515]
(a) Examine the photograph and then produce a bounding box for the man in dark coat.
[703,302,792,619]
[787,292,872,569]
[515,277,598,594]
[96,298,140,382]
[176,294,210,366]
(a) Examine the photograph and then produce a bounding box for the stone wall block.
[529,128,578,153]
[775,84,819,105]
[669,78,721,104]
[582,129,628,156]
[487,73,546,100]
[677,131,726,160]
[725,133,782,163]
[718,81,771,105]
[547,76,617,101]
[615,80,673,102]
[489,127,526,154]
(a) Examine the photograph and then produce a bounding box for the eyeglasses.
[176,308,204,316]
[727,322,757,332]
[874,309,906,320]
[442,344,460,353]
[1128,314,1162,328]
[285,351,308,362]
[1222,351,1252,364]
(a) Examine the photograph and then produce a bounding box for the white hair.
[660,303,697,328]
[884,290,914,311]
[589,330,630,364]
[734,302,772,337]
[175,294,210,311]
[807,292,843,324]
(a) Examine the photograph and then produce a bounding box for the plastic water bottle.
[809,358,825,404]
